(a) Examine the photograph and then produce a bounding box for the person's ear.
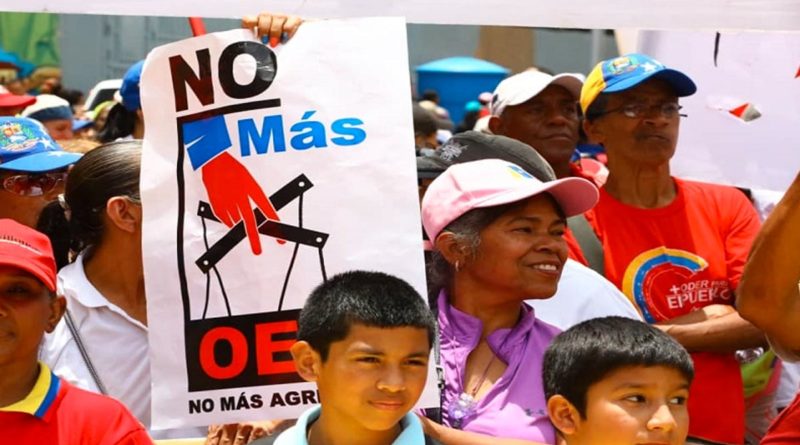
[583,118,604,145]
[290,341,322,383]
[434,231,469,269]
[46,295,66,333]
[487,115,502,135]
[105,196,141,233]
[547,395,581,436]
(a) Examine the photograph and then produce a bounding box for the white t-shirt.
[39,254,205,439]
[526,259,642,330]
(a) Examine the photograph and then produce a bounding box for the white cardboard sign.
[140,19,436,429]
[2,0,800,31]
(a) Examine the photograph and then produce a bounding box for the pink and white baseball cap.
[421,159,599,243]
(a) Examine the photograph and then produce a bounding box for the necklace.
[448,339,505,428]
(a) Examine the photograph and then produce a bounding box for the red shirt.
[585,178,761,445]
[0,364,153,445]
[564,162,600,267]
[762,392,800,444]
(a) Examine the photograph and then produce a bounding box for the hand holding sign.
[202,151,284,255]
[242,12,304,48]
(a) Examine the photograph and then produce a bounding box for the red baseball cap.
[0,85,36,110]
[0,219,56,291]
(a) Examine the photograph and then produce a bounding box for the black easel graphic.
[195,174,329,318]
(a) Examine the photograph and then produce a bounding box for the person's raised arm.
[737,171,800,356]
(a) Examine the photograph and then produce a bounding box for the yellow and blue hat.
[580,53,696,114]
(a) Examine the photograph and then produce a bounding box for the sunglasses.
[2,171,68,197]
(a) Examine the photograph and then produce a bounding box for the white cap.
[490,70,585,116]
[21,94,72,122]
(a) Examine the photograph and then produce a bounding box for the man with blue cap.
[0,117,81,228]
[580,53,764,445]
[21,94,75,141]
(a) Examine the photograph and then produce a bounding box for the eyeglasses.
[601,102,686,119]
[2,171,68,197]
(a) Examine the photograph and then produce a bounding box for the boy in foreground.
[543,316,694,445]
[256,270,438,445]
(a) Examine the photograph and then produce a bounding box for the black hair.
[413,102,438,138]
[36,140,141,267]
[421,90,439,103]
[96,103,137,143]
[297,270,436,361]
[455,110,480,134]
[543,316,694,418]
[36,202,73,270]
[55,88,85,109]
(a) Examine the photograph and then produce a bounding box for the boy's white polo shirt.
[274,406,427,445]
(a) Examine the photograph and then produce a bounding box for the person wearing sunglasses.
[579,53,766,445]
[0,117,81,228]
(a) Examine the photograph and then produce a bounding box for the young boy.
[0,218,152,444]
[543,316,694,445]
[261,270,438,445]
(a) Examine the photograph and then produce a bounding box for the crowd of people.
[0,11,798,445]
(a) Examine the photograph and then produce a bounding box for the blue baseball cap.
[580,53,697,113]
[0,117,81,172]
[119,60,144,112]
[72,119,94,132]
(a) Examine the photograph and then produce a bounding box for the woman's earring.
[454,260,461,272]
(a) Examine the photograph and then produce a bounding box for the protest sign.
[3,0,800,31]
[140,18,436,429]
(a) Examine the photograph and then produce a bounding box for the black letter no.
[218,42,277,99]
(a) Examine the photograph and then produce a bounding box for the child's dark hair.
[543,316,694,418]
[298,270,436,361]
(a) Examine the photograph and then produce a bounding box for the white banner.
[639,30,800,192]
[2,0,800,31]
[140,19,436,429]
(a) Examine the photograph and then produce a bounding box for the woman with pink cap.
[419,159,598,445]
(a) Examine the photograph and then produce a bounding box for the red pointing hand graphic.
[184,114,284,256]
[202,152,284,255]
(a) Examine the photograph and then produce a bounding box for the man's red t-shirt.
[0,364,153,445]
[564,162,600,267]
[585,178,761,445]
